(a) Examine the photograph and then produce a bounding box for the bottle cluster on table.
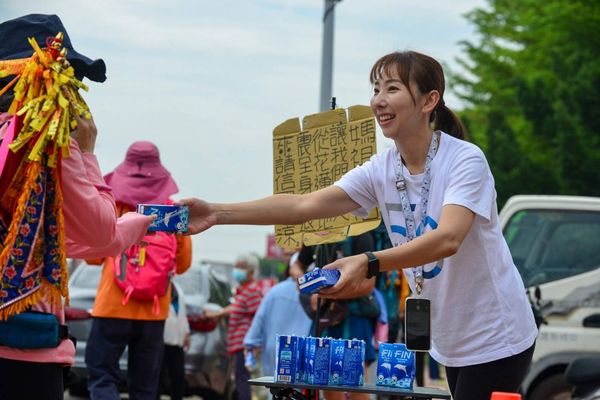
[275,335,366,386]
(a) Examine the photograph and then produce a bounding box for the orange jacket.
[90,203,192,320]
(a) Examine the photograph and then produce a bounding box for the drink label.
[136,204,189,233]
[297,269,340,295]
[342,339,365,386]
[294,336,305,383]
[391,343,415,389]
[376,343,394,386]
[305,337,331,385]
[329,339,345,385]
[275,335,298,383]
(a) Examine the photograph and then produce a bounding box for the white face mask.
[232,267,248,283]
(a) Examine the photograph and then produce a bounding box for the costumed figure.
[0,31,95,318]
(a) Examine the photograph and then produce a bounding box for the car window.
[70,265,102,289]
[504,209,600,286]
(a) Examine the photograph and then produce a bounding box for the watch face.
[366,252,379,278]
[371,253,380,264]
[366,251,376,263]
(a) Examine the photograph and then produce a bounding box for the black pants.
[85,317,165,400]
[445,342,535,400]
[0,357,64,400]
[234,350,251,400]
[158,345,186,400]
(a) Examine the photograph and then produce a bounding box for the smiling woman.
[177,49,538,399]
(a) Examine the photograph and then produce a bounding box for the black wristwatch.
[364,251,380,279]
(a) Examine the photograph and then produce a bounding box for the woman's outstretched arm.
[178,185,361,235]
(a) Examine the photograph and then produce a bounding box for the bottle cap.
[490,392,522,400]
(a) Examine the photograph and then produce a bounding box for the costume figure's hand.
[320,254,375,299]
[70,113,97,153]
[176,198,217,235]
[140,214,157,239]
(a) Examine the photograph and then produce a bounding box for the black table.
[249,376,451,400]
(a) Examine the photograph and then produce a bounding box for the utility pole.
[319,0,342,112]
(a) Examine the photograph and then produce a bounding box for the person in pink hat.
[103,141,180,208]
[84,141,192,400]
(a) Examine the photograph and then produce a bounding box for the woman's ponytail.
[433,102,467,140]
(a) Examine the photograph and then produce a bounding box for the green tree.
[451,0,600,207]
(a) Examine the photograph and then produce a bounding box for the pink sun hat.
[104,141,179,207]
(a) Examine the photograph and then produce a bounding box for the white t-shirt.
[335,132,537,367]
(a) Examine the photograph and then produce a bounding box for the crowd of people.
[0,11,537,400]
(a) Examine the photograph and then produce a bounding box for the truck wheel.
[528,374,572,400]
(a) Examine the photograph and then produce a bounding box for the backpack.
[113,231,178,315]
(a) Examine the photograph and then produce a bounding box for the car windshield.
[70,265,102,289]
[503,209,600,287]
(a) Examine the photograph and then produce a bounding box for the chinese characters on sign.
[273,105,381,249]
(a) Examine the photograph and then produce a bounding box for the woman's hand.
[289,260,304,281]
[176,198,217,235]
[319,253,375,299]
[70,113,97,153]
[203,309,220,319]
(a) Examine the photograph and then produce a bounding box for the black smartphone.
[404,297,431,352]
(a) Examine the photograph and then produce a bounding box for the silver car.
[64,260,235,399]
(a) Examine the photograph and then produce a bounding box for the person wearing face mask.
[204,253,263,400]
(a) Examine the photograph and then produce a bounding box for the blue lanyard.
[394,132,439,295]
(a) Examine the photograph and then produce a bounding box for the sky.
[1,0,486,263]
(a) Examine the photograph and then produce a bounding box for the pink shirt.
[0,117,152,364]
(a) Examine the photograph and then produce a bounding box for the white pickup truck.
[499,195,600,400]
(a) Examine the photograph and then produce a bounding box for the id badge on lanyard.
[394,132,439,296]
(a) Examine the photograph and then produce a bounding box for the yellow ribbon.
[0,34,92,166]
